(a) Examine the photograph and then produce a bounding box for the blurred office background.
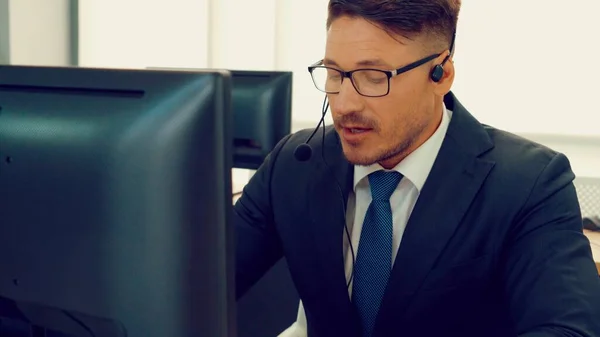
[1,0,598,182]
[1,0,599,335]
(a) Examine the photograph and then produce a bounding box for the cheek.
[366,97,408,134]
[367,97,422,145]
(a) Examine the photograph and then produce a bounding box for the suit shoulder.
[477,126,576,225]
[479,125,577,204]
[483,125,564,170]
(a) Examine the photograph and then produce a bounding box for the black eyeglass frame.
[307,52,441,97]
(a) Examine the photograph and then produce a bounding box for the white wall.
[209,0,278,70]
[1,0,71,66]
[275,0,331,125]
[78,0,210,69]
[78,0,329,125]
[76,0,600,180]
[454,0,600,179]
[453,0,599,137]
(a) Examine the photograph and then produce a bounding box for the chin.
[341,141,409,168]
[341,147,379,166]
[339,138,381,166]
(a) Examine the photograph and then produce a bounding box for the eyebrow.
[322,58,392,69]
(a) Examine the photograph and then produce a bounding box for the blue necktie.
[352,170,402,337]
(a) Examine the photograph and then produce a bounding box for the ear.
[432,51,455,96]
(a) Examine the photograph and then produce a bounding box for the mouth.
[345,127,371,134]
[340,126,373,143]
[341,125,373,133]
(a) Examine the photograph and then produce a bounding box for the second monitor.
[229,70,292,169]
[148,68,293,169]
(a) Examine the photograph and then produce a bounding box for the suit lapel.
[374,93,496,334]
[307,127,360,332]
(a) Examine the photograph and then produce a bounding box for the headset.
[296,31,458,161]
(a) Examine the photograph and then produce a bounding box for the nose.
[330,77,363,117]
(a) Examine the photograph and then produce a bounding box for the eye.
[326,69,342,81]
[366,76,386,84]
[359,70,387,84]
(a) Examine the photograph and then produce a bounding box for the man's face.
[325,16,449,168]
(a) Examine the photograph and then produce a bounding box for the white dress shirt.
[279,106,452,337]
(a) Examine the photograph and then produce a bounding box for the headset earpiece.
[430,52,451,83]
[430,64,444,83]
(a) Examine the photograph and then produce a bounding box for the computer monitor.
[0,65,236,337]
[147,68,292,170]
[228,70,292,169]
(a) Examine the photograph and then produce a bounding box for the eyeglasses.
[307,53,441,97]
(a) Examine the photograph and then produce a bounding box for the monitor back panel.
[229,70,292,169]
[0,66,234,337]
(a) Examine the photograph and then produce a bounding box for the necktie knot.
[368,170,402,201]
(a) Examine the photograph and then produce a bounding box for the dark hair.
[327,0,460,50]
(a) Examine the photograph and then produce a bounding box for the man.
[234,0,600,336]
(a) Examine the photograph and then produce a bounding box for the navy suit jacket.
[234,93,600,337]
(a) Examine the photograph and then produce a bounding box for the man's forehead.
[322,57,393,69]
[324,37,416,70]
[324,19,422,69]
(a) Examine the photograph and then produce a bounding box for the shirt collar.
[353,104,452,192]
